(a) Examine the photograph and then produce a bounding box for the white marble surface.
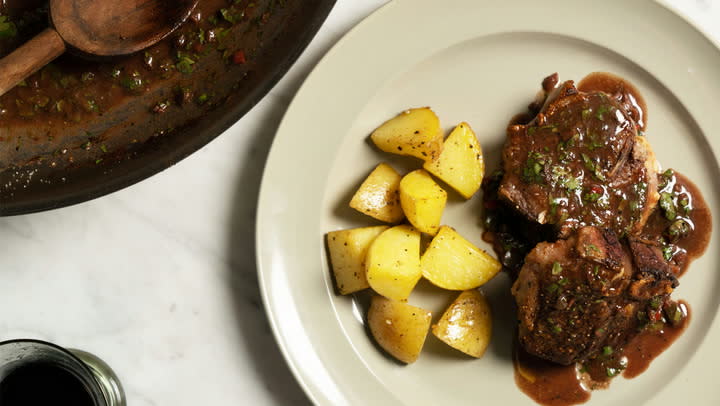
[0,1,717,405]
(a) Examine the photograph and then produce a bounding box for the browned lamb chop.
[498,79,659,238]
[511,226,677,365]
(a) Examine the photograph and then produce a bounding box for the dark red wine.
[0,362,95,406]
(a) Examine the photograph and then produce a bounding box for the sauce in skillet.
[0,0,253,126]
[0,0,284,175]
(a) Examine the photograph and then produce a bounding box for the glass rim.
[0,338,111,405]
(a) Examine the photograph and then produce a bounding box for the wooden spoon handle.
[0,28,66,97]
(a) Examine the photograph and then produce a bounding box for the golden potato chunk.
[432,290,492,358]
[366,225,422,301]
[399,169,447,235]
[326,226,389,294]
[370,107,443,162]
[349,163,404,223]
[423,122,485,199]
[368,295,432,364]
[421,226,501,290]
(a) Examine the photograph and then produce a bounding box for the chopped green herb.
[665,303,684,325]
[550,165,582,191]
[220,7,244,24]
[585,244,600,255]
[585,133,604,151]
[647,321,665,331]
[540,124,559,133]
[581,153,595,171]
[120,72,144,91]
[659,192,677,220]
[176,55,196,74]
[596,105,610,120]
[662,245,674,261]
[551,324,562,334]
[59,76,74,89]
[649,296,662,310]
[197,28,206,45]
[606,367,620,378]
[581,108,591,120]
[602,346,613,356]
[0,16,18,39]
[634,181,648,194]
[85,99,99,113]
[546,283,560,293]
[667,219,691,242]
[679,197,691,214]
[566,134,577,148]
[522,151,546,184]
[584,190,601,203]
[197,93,209,104]
[551,261,562,275]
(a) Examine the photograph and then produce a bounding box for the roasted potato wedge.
[421,226,501,290]
[349,163,404,223]
[399,169,447,235]
[366,225,422,301]
[432,290,492,358]
[326,226,389,294]
[423,122,485,199]
[370,107,443,162]
[368,295,432,364]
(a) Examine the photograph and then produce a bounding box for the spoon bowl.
[0,0,199,96]
[52,0,199,57]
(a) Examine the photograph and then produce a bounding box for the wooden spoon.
[0,0,199,96]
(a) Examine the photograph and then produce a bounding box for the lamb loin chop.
[511,226,677,365]
[498,78,659,238]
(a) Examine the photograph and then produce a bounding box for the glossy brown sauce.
[487,72,712,405]
[514,344,591,406]
[622,301,690,378]
[578,72,648,132]
[640,172,712,277]
[514,302,691,405]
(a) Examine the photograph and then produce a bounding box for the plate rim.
[256,1,720,405]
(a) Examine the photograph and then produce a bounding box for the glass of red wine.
[0,339,125,406]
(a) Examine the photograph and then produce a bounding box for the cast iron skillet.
[0,0,335,215]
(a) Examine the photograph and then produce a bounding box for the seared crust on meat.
[512,227,675,365]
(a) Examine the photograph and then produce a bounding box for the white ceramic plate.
[256,1,720,404]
